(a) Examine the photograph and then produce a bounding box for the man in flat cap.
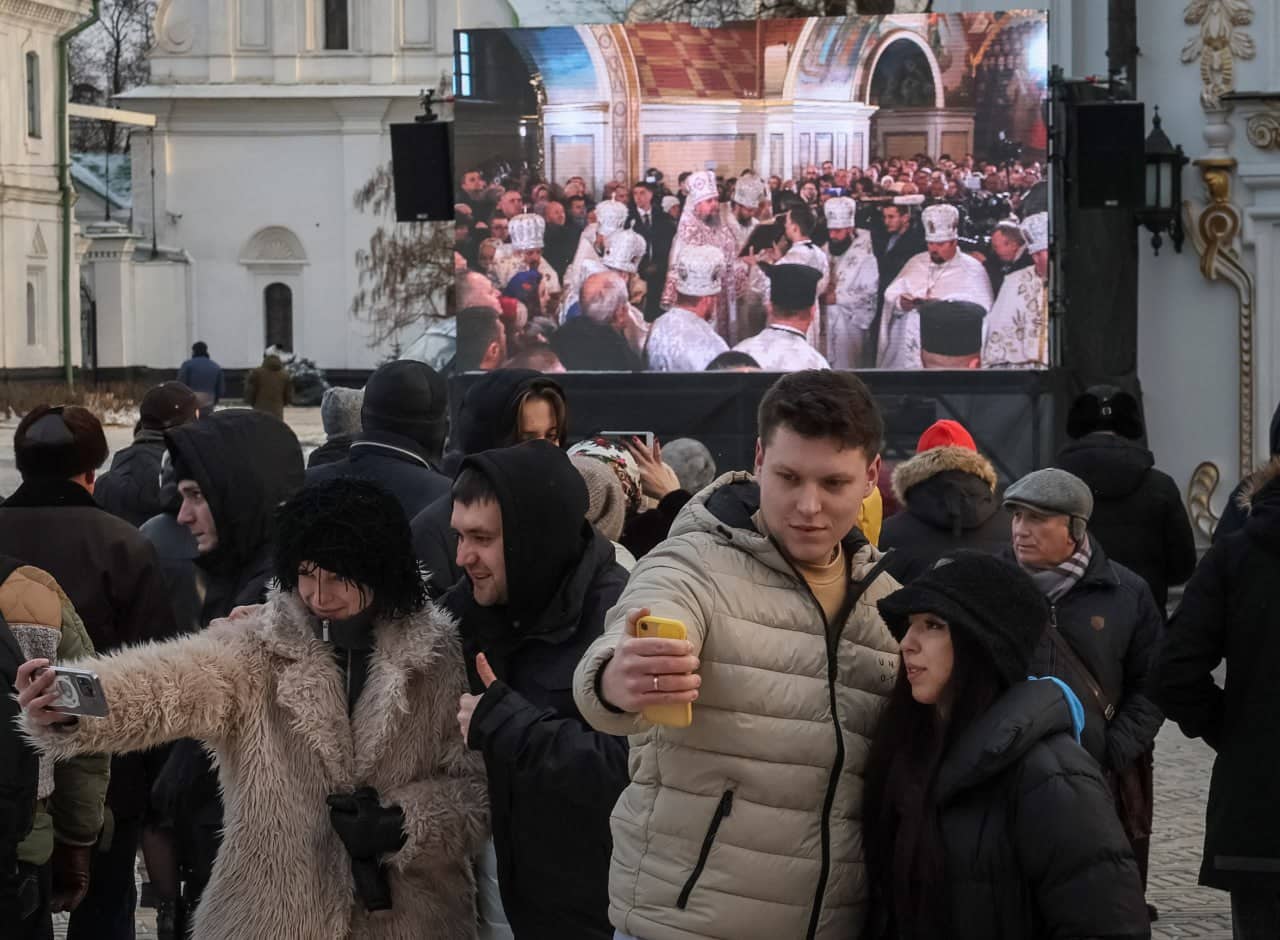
[877,203,993,369]
[731,262,830,371]
[645,245,729,372]
[821,196,880,369]
[1004,467,1164,911]
[983,211,1050,369]
[918,300,985,369]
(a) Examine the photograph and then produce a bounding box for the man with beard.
[663,170,746,343]
[877,203,993,369]
[983,212,1050,369]
[562,200,630,321]
[628,182,675,320]
[494,214,561,311]
[456,168,493,223]
[820,197,880,369]
[645,245,728,372]
[985,218,1034,296]
[725,174,766,251]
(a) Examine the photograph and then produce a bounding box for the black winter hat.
[14,405,108,481]
[1066,385,1145,440]
[361,360,449,456]
[761,262,822,310]
[140,381,199,431]
[918,300,985,357]
[877,551,1049,688]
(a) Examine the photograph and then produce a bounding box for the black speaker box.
[1071,102,1145,209]
[390,122,454,222]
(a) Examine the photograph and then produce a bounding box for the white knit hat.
[661,195,680,213]
[733,174,766,209]
[674,244,724,297]
[595,200,629,237]
[686,170,718,206]
[824,196,858,230]
[1021,212,1050,254]
[509,213,546,250]
[603,229,647,274]
[922,203,960,243]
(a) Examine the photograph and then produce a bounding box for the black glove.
[326,787,406,860]
[0,857,41,923]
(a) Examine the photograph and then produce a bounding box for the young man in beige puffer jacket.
[574,371,901,940]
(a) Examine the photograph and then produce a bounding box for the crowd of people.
[448,154,1050,374]
[2,357,1278,940]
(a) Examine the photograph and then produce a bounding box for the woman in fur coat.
[18,478,489,940]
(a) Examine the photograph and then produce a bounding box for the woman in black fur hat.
[861,551,1152,940]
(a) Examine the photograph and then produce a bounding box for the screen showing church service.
[450,12,1050,374]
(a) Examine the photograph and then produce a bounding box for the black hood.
[1055,433,1154,499]
[165,411,305,570]
[460,439,590,633]
[452,369,564,458]
[891,446,1001,534]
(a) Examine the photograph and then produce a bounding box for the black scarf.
[314,606,378,716]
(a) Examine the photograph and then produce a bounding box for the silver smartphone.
[49,666,110,718]
[599,431,655,451]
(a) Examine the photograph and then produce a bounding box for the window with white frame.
[454,31,473,98]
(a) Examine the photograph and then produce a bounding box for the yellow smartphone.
[635,615,694,729]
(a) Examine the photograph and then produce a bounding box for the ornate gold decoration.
[1187,461,1223,539]
[1245,110,1280,149]
[1182,0,1256,111]
[1185,158,1256,478]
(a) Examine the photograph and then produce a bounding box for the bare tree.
[69,0,157,153]
[619,0,930,23]
[351,164,455,350]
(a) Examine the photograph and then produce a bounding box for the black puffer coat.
[879,446,1011,583]
[441,442,628,940]
[926,680,1150,939]
[306,431,450,521]
[94,430,169,527]
[1024,542,1165,772]
[1055,433,1197,610]
[1156,458,1280,891]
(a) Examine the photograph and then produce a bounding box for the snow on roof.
[71,152,133,210]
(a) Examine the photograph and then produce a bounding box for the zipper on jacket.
[676,789,734,910]
[1048,604,1057,674]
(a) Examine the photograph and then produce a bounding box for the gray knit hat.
[1003,468,1093,524]
[661,438,717,495]
[570,456,626,542]
[320,387,364,439]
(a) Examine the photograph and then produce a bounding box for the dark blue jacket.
[177,355,226,408]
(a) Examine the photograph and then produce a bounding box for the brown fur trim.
[1237,456,1280,514]
[892,446,998,504]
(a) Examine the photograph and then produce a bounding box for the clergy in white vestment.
[820,197,881,370]
[982,211,1050,369]
[645,245,729,372]
[877,203,993,369]
[733,262,831,372]
[493,213,561,306]
[601,229,653,359]
[663,170,746,343]
[724,174,766,251]
[561,200,630,321]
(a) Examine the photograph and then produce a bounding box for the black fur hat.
[1066,385,1145,440]
[14,405,108,481]
[878,551,1049,688]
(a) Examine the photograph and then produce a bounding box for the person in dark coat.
[176,342,225,413]
[628,182,676,320]
[306,387,363,470]
[879,419,1011,583]
[95,382,199,527]
[1055,386,1197,610]
[307,361,449,520]
[863,552,1150,940]
[244,353,293,420]
[1155,457,1280,938]
[446,440,629,940]
[0,404,177,940]
[156,409,305,934]
[1215,400,1280,543]
[1005,468,1165,916]
[412,369,568,593]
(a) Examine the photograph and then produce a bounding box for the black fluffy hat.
[918,300,985,357]
[878,551,1049,688]
[14,405,108,481]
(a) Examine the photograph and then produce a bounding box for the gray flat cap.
[1003,468,1093,522]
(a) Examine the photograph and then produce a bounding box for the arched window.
[26,282,38,345]
[264,283,293,351]
[26,52,41,138]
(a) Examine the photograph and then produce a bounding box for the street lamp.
[1138,107,1188,255]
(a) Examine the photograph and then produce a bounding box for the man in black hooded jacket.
[155,409,305,932]
[412,369,567,593]
[444,440,628,940]
[306,360,450,520]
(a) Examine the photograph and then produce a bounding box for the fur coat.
[25,588,489,940]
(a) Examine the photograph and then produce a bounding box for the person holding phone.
[15,478,488,940]
[574,371,901,940]
[446,440,629,939]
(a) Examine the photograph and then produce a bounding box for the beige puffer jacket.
[574,473,901,940]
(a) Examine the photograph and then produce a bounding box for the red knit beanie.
[916,419,976,453]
